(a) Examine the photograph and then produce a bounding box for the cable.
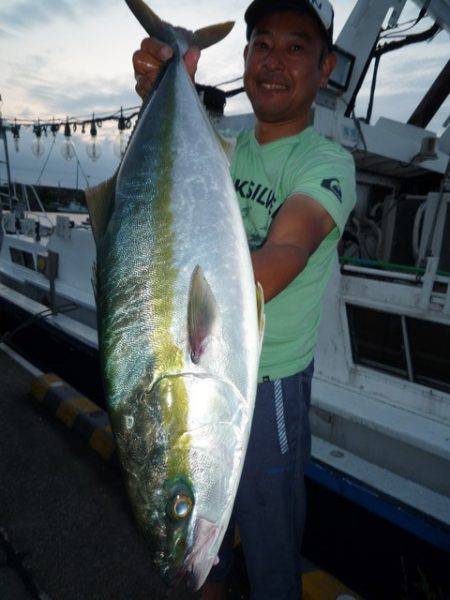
[35,137,56,186]
[3,106,140,130]
[0,301,78,345]
[215,75,243,87]
[70,145,90,188]
[365,53,381,124]
[224,86,245,98]
[375,22,441,57]
[381,3,430,38]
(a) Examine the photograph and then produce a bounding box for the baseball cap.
[245,0,334,49]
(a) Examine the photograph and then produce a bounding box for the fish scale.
[87,0,263,590]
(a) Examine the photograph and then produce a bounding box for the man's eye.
[291,44,304,52]
[256,41,269,50]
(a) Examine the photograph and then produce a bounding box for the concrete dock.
[0,347,196,600]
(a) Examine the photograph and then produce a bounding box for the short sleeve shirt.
[230,126,356,381]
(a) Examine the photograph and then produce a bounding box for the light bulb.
[86,138,102,162]
[12,121,21,152]
[113,131,130,159]
[61,139,76,161]
[31,138,45,158]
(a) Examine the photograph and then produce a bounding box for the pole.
[408,59,450,129]
[0,117,13,209]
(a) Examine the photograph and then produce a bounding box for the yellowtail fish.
[86,0,264,590]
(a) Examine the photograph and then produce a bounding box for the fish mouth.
[180,518,222,591]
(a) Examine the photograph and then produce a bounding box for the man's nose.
[263,47,285,71]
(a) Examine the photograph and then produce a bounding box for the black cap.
[245,0,334,49]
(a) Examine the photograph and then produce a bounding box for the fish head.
[114,371,244,590]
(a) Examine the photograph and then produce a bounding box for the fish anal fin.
[188,266,219,364]
[256,282,265,354]
[85,173,117,247]
[192,22,235,50]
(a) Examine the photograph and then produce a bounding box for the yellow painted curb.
[30,373,62,403]
[90,428,115,461]
[303,570,361,600]
[56,400,79,428]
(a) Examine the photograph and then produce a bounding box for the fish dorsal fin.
[85,172,117,247]
[192,22,235,50]
[255,282,265,354]
[188,266,219,364]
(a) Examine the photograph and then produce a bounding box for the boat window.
[346,305,408,378]
[407,318,450,394]
[10,247,25,266]
[10,248,35,270]
[347,304,450,394]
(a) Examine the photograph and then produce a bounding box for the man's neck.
[254,113,312,145]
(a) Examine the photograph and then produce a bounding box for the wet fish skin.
[88,1,262,590]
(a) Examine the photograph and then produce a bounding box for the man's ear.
[319,51,337,88]
[244,44,249,62]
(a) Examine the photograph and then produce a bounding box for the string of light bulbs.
[1,103,140,162]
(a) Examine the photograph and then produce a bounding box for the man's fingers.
[133,37,173,99]
[141,37,173,61]
[133,49,162,76]
[184,46,201,80]
[135,74,154,100]
[133,37,201,97]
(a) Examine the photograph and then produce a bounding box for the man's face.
[244,9,334,125]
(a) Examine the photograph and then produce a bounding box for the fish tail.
[124,0,177,46]
[125,0,234,50]
[192,22,235,50]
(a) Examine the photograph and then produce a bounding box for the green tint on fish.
[87,0,263,590]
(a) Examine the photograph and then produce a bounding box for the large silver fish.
[87,0,263,590]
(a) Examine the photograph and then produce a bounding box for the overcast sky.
[0,0,449,190]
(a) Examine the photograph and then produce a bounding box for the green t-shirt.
[230,126,356,381]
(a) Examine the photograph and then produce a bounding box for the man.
[133,1,356,598]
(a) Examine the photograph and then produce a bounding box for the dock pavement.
[0,346,196,600]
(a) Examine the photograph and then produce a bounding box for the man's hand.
[252,195,336,302]
[133,38,201,99]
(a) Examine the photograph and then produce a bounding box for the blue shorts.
[208,362,314,599]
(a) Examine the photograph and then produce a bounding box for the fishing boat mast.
[0,94,14,211]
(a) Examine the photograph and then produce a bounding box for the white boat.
[1,0,449,553]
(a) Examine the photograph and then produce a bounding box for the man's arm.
[252,195,336,302]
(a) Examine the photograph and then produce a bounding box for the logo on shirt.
[321,178,342,202]
[234,179,278,215]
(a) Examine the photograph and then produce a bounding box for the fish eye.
[168,494,193,522]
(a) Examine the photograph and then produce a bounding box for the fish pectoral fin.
[192,22,235,50]
[256,282,265,355]
[188,266,219,364]
[85,172,117,248]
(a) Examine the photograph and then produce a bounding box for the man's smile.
[257,80,289,91]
